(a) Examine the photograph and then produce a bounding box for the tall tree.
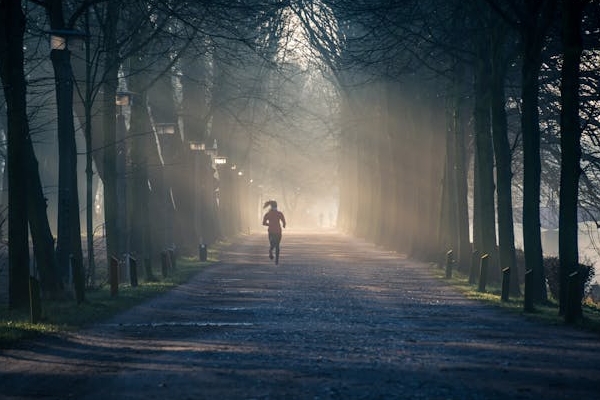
[100,0,121,264]
[489,0,556,306]
[490,16,520,295]
[519,0,556,306]
[44,0,85,287]
[451,62,471,272]
[1,0,62,305]
[473,28,498,277]
[559,0,587,322]
[1,0,31,308]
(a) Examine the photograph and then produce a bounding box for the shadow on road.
[1,232,599,399]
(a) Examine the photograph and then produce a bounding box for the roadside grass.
[0,249,220,348]
[430,263,600,334]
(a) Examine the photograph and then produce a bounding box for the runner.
[262,200,286,265]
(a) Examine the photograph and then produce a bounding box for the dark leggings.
[269,232,282,250]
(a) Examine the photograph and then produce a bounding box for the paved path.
[1,231,599,399]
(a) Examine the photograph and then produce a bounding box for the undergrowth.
[0,252,217,348]
[431,263,600,334]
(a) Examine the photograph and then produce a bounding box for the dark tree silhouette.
[559,0,587,322]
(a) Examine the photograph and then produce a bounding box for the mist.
[2,1,599,310]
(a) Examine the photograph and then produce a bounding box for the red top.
[263,209,286,234]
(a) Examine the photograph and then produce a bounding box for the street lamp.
[115,91,133,257]
[189,141,205,151]
[116,90,133,109]
[205,139,218,156]
[49,29,85,51]
[189,141,207,247]
[155,122,176,135]
[155,122,177,247]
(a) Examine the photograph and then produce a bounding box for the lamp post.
[156,122,177,247]
[50,29,85,284]
[116,91,132,259]
[189,141,205,243]
[214,156,227,166]
[155,123,176,135]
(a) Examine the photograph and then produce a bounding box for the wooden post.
[129,255,138,287]
[478,254,489,292]
[565,270,580,323]
[523,269,534,312]
[161,250,169,278]
[445,250,453,279]
[168,248,176,270]
[199,244,207,261]
[110,256,119,297]
[501,267,510,302]
[469,250,479,285]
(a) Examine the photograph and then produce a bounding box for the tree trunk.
[490,20,520,296]
[25,140,63,299]
[559,0,585,322]
[520,0,555,304]
[47,0,84,288]
[452,65,471,272]
[0,0,30,308]
[440,96,457,259]
[83,10,95,286]
[101,0,121,263]
[474,50,498,279]
[128,70,153,264]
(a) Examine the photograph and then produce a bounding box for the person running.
[262,200,286,265]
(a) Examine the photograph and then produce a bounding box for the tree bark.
[452,65,471,272]
[520,0,555,304]
[474,47,498,279]
[559,0,585,321]
[490,20,520,296]
[0,0,30,308]
[440,95,457,259]
[46,0,84,290]
[101,0,121,263]
[1,0,63,304]
[25,139,64,299]
[128,64,154,264]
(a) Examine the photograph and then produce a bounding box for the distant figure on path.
[262,200,286,265]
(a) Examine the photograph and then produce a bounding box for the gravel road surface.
[1,231,599,399]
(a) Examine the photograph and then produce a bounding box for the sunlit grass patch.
[0,312,58,345]
[0,255,213,348]
[430,262,600,333]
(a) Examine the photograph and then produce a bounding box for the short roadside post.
[478,254,489,292]
[501,267,510,302]
[199,243,207,262]
[445,250,453,279]
[469,250,479,284]
[129,255,138,287]
[110,256,119,297]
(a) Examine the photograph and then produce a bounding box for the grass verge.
[0,252,219,348]
[430,263,600,334]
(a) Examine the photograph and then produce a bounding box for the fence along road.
[0,230,599,399]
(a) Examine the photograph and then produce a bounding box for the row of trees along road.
[1,0,599,324]
[294,0,599,323]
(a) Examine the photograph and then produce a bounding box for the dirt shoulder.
[1,231,599,399]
